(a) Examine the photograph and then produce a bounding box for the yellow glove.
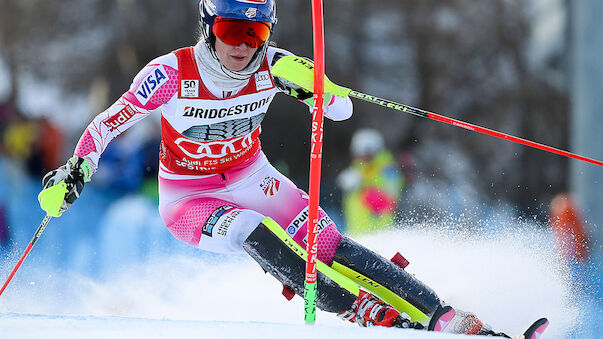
[38,156,92,217]
[272,56,351,105]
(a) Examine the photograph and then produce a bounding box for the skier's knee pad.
[165,197,264,253]
[197,206,264,254]
[332,236,442,317]
[243,218,357,313]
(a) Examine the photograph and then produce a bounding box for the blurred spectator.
[27,117,65,177]
[2,114,64,178]
[92,120,161,196]
[549,193,590,263]
[336,128,404,235]
[92,131,145,193]
[0,205,8,246]
[0,101,19,144]
[398,149,417,187]
[138,134,161,202]
[2,115,37,163]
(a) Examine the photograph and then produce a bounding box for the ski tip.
[523,318,549,339]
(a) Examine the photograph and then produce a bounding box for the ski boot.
[338,290,424,329]
[428,305,549,338]
[428,305,485,334]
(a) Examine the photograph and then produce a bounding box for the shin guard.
[243,218,358,313]
[332,236,442,323]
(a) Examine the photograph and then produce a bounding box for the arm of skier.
[74,54,178,172]
[39,54,179,217]
[268,47,353,121]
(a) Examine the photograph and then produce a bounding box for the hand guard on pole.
[272,56,351,98]
[38,156,92,217]
[273,59,334,108]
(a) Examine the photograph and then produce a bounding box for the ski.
[517,318,549,339]
[479,317,549,339]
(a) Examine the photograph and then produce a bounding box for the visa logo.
[135,65,168,105]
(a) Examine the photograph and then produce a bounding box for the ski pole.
[304,0,325,325]
[347,90,603,167]
[272,56,603,167]
[0,215,52,297]
[0,175,69,297]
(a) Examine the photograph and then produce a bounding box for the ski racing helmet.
[350,128,385,158]
[199,0,277,68]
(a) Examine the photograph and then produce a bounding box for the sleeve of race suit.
[267,47,353,122]
[73,53,179,174]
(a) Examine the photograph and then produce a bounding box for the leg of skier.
[159,197,408,326]
[230,154,495,334]
[158,153,411,327]
[332,235,488,334]
[157,152,492,334]
[242,216,422,329]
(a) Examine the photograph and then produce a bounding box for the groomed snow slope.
[0,225,590,338]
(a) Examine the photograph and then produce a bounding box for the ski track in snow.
[0,225,593,338]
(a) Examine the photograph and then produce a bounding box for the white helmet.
[350,128,385,158]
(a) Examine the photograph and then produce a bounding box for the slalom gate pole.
[348,90,603,167]
[0,215,52,297]
[304,0,325,324]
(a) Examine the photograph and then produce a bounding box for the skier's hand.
[274,74,333,108]
[38,156,92,217]
[272,55,351,101]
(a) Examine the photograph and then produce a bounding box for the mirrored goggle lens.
[213,17,271,48]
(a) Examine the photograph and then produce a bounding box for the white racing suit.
[73,43,353,265]
[70,43,507,336]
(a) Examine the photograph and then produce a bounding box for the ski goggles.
[212,17,272,48]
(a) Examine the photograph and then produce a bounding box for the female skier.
[38,0,547,337]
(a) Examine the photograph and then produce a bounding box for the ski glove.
[274,74,333,108]
[272,56,341,108]
[38,156,92,217]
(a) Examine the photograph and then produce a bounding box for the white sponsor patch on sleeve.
[135,65,169,105]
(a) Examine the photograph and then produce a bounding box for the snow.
[0,223,591,338]
[2,314,467,339]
